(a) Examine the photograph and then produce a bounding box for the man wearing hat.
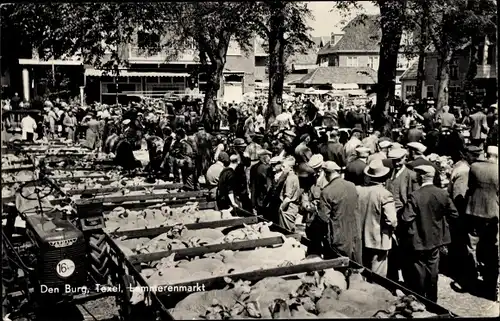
[321,130,345,168]
[193,124,213,180]
[344,146,370,186]
[422,106,437,132]
[406,142,441,187]
[344,128,363,163]
[400,165,458,302]
[230,138,252,212]
[249,149,273,217]
[216,154,241,211]
[406,120,424,144]
[367,140,392,164]
[276,156,301,231]
[461,145,499,299]
[301,154,329,257]
[317,160,361,262]
[356,159,398,277]
[384,147,419,282]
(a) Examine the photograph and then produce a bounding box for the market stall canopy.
[84,69,190,78]
[331,83,359,90]
[289,66,377,86]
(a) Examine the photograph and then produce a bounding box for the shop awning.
[84,69,190,78]
[331,83,359,90]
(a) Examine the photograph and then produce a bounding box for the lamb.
[172,289,240,319]
[177,258,229,276]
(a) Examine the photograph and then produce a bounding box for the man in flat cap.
[400,165,458,302]
[249,149,273,216]
[317,160,361,262]
[344,146,370,186]
[461,145,499,299]
[406,142,441,187]
[368,140,392,164]
[384,147,419,282]
[320,130,346,168]
[216,154,241,211]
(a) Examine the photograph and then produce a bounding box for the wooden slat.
[75,190,209,205]
[2,174,111,186]
[130,235,298,264]
[156,257,350,305]
[112,217,259,239]
[104,200,215,212]
[1,165,34,172]
[65,183,185,195]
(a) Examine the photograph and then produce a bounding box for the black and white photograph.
[1,1,498,320]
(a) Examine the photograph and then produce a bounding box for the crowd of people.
[2,91,499,304]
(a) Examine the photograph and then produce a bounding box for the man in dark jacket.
[216,154,239,210]
[344,146,369,186]
[406,142,441,187]
[406,120,424,143]
[401,165,458,302]
[320,130,345,168]
[317,161,361,263]
[249,149,273,216]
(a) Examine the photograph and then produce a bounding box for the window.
[137,32,160,48]
[450,59,459,80]
[426,85,434,98]
[347,56,358,67]
[254,56,267,67]
[368,56,379,70]
[406,85,416,99]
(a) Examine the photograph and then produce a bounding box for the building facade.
[316,15,414,97]
[400,39,497,106]
[17,32,259,104]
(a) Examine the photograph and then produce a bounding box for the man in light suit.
[462,146,499,300]
[469,104,489,148]
[401,165,458,302]
[356,159,398,277]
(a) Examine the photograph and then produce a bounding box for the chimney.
[330,32,344,46]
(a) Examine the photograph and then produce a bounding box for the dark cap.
[217,151,230,163]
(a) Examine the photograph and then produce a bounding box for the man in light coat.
[344,128,363,163]
[20,112,37,142]
[462,146,499,300]
[356,159,398,277]
[277,156,301,232]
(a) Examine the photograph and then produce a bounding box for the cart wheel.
[87,232,111,284]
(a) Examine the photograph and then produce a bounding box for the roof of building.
[287,47,319,67]
[312,36,331,48]
[289,66,377,85]
[400,60,418,81]
[317,15,380,56]
[285,73,307,84]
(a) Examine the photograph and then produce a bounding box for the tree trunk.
[415,5,428,102]
[201,60,224,131]
[374,0,406,132]
[436,50,453,111]
[464,37,480,91]
[200,33,230,132]
[266,2,286,125]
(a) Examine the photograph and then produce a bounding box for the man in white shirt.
[21,113,37,142]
